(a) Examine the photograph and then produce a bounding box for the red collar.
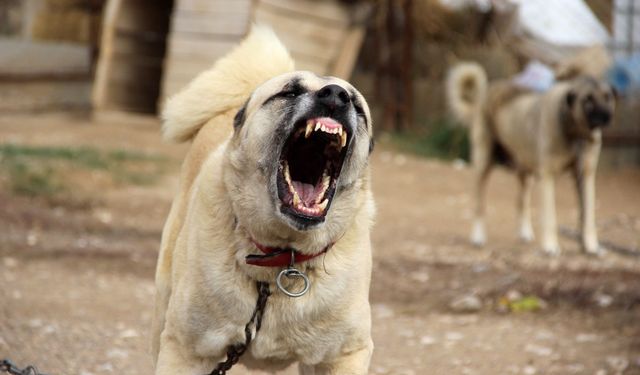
[245,240,331,267]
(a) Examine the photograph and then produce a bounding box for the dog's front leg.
[540,172,560,255]
[155,333,216,375]
[578,170,601,255]
[298,341,373,375]
[574,141,603,255]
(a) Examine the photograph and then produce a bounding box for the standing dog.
[152,27,375,374]
[447,62,616,255]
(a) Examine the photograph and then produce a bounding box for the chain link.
[1,359,48,375]
[206,281,271,375]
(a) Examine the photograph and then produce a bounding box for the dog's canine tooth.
[318,199,329,211]
[305,120,314,138]
[340,131,347,148]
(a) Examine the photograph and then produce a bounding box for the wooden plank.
[166,34,237,60]
[92,0,122,110]
[116,1,172,33]
[171,11,250,36]
[253,6,345,45]
[163,57,215,80]
[112,33,167,58]
[330,27,365,79]
[175,0,252,13]
[274,30,339,66]
[258,0,350,26]
[293,57,329,75]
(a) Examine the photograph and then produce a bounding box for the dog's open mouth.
[277,117,349,221]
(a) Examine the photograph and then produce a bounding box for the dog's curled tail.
[161,25,295,143]
[446,62,488,126]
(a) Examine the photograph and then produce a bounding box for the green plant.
[0,144,169,200]
[389,117,470,161]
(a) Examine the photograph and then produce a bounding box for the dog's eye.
[278,91,300,99]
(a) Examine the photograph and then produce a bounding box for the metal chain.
[1,359,48,375]
[206,281,271,375]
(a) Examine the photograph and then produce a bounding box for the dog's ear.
[566,90,577,107]
[233,101,248,130]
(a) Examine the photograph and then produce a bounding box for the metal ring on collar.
[276,268,310,298]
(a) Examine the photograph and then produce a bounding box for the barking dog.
[447,62,616,255]
[151,26,375,375]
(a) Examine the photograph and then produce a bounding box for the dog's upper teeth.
[315,122,321,131]
[340,131,347,148]
[305,120,314,138]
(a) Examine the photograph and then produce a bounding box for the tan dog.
[447,62,616,255]
[151,27,375,374]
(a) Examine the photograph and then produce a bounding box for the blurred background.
[1,0,639,374]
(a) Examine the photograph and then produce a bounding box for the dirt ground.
[1,113,639,375]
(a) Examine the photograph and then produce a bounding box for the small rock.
[593,293,614,308]
[420,335,436,346]
[409,271,429,283]
[445,332,464,341]
[96,363,113,372]
[452,158,467,170]
[449,294,483,313]
[575,333,600,343]
[393,154,407,166]
[522,365,537,375]
[372,304,394,319]
[107,349,129,360]
[3,257,18,268]
[606,356,629,373]
[525,343,553,357]
[506,290,523,302]
[118,329,139,339]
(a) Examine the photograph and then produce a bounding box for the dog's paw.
[519,224,535,243]
[470,221,486,247]
[541,243,561,256]
[584,244,606,257]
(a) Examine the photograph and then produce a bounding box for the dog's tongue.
[291,180,322,206]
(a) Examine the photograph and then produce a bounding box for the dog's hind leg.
[517,172,535,243]
[470,120,493,247]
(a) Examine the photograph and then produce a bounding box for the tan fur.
[153,26,375,375]
[448,62,616,255]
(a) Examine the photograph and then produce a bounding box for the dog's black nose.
[316,84,350,109]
